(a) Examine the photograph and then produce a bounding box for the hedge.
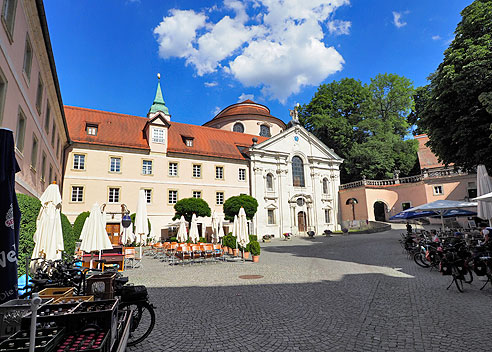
[73,211,90,240]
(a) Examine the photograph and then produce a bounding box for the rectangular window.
[267,209,275,225]
[193,191,202,198]
[73,154,85,170]
[44,104,50,133]
[402,202,412,211]
[40,152,46,181]
[48,164,52,184]
[433,185,444,196]
[239,168,246,181]
[168,190,178,204]
[185,138,193,147]
[0,68,7,124]
[324,209,331,223]
[216,166,223,179]
[23,35,32,81]
[144,189,152,204]
[35,74,43,114]
[193,164,201,178]
[2,0,17,39]
[86,124,97,136]
[56,135,60,157]
[168,162,178,176]
[152,128,165,143]
[15,109,26,152]
[110,157,121,172]
[71,186,84,202]
[216,192,224,205]
[108,188,120,203]
[30,134,38,170]
[142,160,152,175]
[51,123,56,147]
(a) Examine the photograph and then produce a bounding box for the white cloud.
[154,0,349,102]
[327,20,351,35]
[238,93,255,102]
[204,81,218,87]
[432,35,441,41]
[392,11,407,28]
[213,106,222,116]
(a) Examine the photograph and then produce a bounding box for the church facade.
[61,80,342,240]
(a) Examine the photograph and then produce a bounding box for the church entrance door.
[297,211,307,232]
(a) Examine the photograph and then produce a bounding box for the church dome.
[203,100,286,137]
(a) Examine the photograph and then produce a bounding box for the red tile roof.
[64,106,268,160]
[65,106,149,150]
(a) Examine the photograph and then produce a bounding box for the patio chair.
[175,245,192,266]
[191,245,203,264]
[203,244,214,264]
[124,247,136,269]
[165,242,179,265]
[213,244,224,262]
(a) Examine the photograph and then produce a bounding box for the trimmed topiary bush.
[172,198,211,223]
[249,240,261,256]
[73,211,90,240]
[61,214,77,257]
[198,237,206,243]
[223,194,258,221]
[17,194,41,277]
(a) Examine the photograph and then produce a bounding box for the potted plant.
[229,235,237,255]
[242,243,250,259]
[249,241,261,262]
[262,235,272,243]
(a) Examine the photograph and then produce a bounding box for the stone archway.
[373,201,388,222]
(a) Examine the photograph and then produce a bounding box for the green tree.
[172,198,211,223]
[223,194,258,221]
[419,0,492,170]
[301,74,418,182]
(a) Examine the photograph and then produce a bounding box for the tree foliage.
[418,0,492,170]
[300,74,418,182]
[172,198,211,223]
[73,211,90,240]
[223,194,258,221]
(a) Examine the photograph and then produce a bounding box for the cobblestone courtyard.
[126,230,492,351]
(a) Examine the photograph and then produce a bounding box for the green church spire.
[148,73,169,115]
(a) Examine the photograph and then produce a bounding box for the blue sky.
[44,0,472,126]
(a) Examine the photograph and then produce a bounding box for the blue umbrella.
[389,210,437,221]
[439,209,477,218]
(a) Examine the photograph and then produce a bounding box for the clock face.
[297,198,305,206]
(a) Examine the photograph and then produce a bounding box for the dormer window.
[182,136,194,147]
[152,127,165,143]
[86,124,98,136]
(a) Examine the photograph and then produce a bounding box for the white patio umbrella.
[120,217,135,245]
[135,190,149,258]
[177,215,188,242]
[211,210,219,243]
[189,213,200,243]
[237,208,249,258]
[403,199,478,230]
[217,215,225,240]
[79,203,112,268]
[31,184,64,268]
[476,164,492,226]
[232,215,238,238]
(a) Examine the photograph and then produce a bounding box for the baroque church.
[61,78,342,240]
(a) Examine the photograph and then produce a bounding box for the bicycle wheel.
[413,252,430,268]
[119,301,155,346]
[452,266,464,293]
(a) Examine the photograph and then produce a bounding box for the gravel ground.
[125,230,492,351]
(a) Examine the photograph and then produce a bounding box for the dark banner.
[0,129,21,304]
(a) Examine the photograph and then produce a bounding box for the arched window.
[292,156,305,187]
[233,122,244,133]
[266,173,273,191]
[259,125,271,137]
[323,178,329,194]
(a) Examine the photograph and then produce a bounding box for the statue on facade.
[289,103,300,123]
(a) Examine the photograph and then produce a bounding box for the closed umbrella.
[217,215,225,240]
[31,184,64,267]
[80,203,112,268]
[0,129,21,304]
[177,216,188,242]
[477,164,492,226]
[211,211,218,243]
[189,213,200,243]
[237,208,249,261]
[135,190,149,258]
